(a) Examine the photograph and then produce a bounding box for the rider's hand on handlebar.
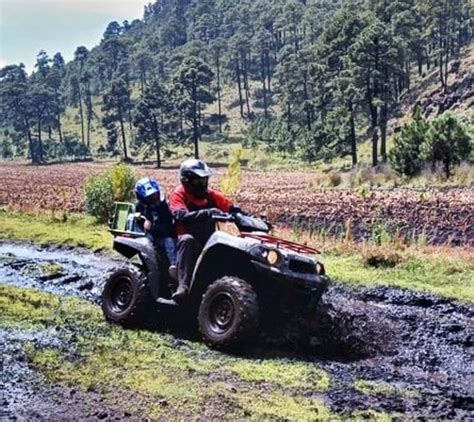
[206,208,226,217]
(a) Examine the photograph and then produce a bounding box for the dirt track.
[1,242,473,420]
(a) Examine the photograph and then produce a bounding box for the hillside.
[0,0,472,170]
[398,44,474,124]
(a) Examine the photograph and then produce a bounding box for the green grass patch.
[232,389,334,420]
[1,283,336,419]
[324,250,474,302]
[355,380,420,399]
[228,358,330,391]
[0,209,111,252]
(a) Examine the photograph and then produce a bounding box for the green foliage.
[220,147,243,197]
[84,164,136,223]
[391,111,473,179]
[390,107,427,177]
[422,113,473,178]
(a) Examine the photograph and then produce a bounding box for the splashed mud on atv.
[1,242,472,419]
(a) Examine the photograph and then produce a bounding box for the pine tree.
[133,78,171,167]
[171,56,215,158]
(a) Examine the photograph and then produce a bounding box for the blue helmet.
[135,178,160,202]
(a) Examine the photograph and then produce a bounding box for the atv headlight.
[263,249,283,267]
[315,262,325,275]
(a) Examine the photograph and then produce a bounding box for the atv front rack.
[240,232,320,255]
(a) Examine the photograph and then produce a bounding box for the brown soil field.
[0,162,473,245]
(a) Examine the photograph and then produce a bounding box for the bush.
[389,107,426,177]
[421,113,472,178]
[221,148,243,197]
[390,109,473,179]
[85,164,137,223]
[362,246,403,268]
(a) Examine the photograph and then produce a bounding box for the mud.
[1,242,473,420]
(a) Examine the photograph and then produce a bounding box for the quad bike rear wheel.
[101,264,156,327]
[198,276,259,348]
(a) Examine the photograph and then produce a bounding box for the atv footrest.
[156,297,179,307]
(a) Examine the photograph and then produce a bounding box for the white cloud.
[1,0,145,20]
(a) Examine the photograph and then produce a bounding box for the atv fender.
[190,231,257,293]
[113,236,160,300]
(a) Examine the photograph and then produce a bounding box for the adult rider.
[169,159,244,302]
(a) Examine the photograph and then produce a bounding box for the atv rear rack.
[240,232,320,255]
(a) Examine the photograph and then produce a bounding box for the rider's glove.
[230,205,247,215]
[204,208,226,218]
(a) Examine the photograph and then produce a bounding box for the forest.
[0,0,472,171]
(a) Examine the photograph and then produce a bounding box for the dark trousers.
[177,234,204,289]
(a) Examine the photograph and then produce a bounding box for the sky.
[0,0,148,73]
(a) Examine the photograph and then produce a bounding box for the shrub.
[328,172,342,187]
[390,109,473,179]
[85,164,137,223]
[221,148,243,197]
[362,246,403,268]
[389,106,426,177]
[421,113,472,178]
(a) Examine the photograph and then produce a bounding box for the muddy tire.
[198,276,258,348]
[101,265,156,327]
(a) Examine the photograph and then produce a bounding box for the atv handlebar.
[212,212,271,233]
[211,212,236,222]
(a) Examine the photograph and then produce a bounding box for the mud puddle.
[0,242,117,302]
[1,242,473,419]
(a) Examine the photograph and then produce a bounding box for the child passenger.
[134,177,177,277]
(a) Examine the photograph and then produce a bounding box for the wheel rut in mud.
[1,242,472,419]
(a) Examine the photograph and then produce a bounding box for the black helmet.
[180,159,213,198]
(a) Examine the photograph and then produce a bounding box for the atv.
[102,202,329,348]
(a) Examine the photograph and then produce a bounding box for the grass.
[0,208,112,252]
[1,209,473,302]
[354,380,420,399]
[1,283,338,420]
[323,250,474,302]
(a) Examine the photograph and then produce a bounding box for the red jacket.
[169,185,233,235]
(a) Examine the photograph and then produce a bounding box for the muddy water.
[1,242,473,419]
[0,242,117,302]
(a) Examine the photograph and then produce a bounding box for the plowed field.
[0,162,472,245]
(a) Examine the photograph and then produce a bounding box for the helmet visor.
[189,177,209,187]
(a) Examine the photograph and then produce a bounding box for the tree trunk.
[303,71,311,131]
[216,52,222,133]
[348,101,357,167]
[286,100,292,132]
[37,119,44,163]
[261,53,268,119]
[242,52,251,118]
[192,83,199,159]
[26,128,36,164]
[372,127,378,167]
[266,50,272,93]
[119,112,128,161]
[57,114,63,143]
[152,115,161,168]
[380,105,387,163]
[78,86,85,145]
[236,60,244,119]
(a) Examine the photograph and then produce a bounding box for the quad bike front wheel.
[101,264,156,327]
[198,276,259,348]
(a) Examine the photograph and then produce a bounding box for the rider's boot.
[172,283,189,302]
